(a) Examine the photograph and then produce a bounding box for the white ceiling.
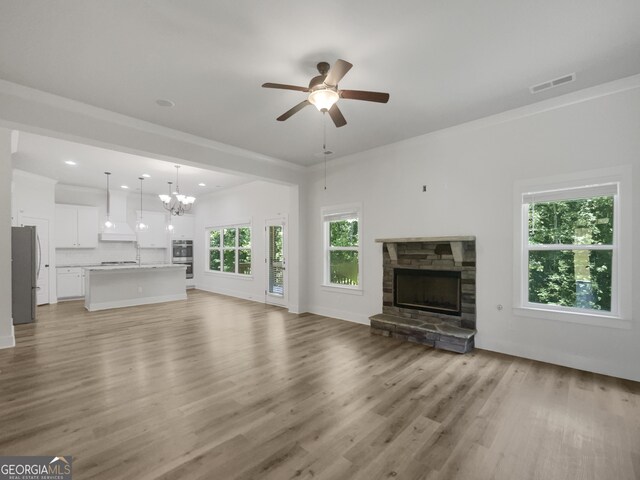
[1,1,639,166]
[12,132,251,194]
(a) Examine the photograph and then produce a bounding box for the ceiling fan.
[262,59,389,128]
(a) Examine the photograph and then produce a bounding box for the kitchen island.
[84,264,187,312]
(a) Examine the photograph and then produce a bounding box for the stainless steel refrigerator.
[12,226,37,324]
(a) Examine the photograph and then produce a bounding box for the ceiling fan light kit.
[308,87,339,111]
[263,59,389,127]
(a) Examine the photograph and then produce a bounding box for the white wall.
[305,85,640,382]
[194,180,291,304]
[55,185,168,265]
[11,169,57,304]
[0,129,15,348]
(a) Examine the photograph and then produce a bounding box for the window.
[523,184,617,314]
[514,167,631,328]
[323,207,361,289]
[208,225,251,275]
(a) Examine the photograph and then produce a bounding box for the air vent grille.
[530,73,576,94]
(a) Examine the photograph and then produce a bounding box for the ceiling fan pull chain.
[323,112,327,191]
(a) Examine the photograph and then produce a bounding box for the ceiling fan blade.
[262,83,309,92]
[277,100,310,121]
[328,104,347,128]
[324,59,353,86]
[340,89,390,103]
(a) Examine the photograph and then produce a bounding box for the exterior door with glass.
[265,219,287,307]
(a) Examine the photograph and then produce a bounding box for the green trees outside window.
[527,195,614,312]
[209,225,251,275]
[326,217,359,286]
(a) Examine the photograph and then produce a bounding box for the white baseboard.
[196,285,302,312]
[85,293,187,312]
[477,337,640,383]
[306,305,371,326]
[195,285,263,303]
[0,325,15,349]
[287,304,301,314]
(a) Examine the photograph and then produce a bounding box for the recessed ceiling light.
[64,160,77,165]
[156,99,175,107]
[142,173,151,178]
[121,185,129,189]
[198,183,206,187]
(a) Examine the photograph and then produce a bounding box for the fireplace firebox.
[393,268,462,315]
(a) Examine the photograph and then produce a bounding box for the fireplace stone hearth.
[370,236,476,353]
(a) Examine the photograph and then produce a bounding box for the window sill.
[321,284,363,296]
[203,271,254,281]
[513,306,631,329]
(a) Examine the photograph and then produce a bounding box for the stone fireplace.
[370,236,476,353]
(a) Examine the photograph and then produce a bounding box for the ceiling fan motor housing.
[309,75,329,90]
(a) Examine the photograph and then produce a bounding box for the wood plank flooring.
[0,289,638,479]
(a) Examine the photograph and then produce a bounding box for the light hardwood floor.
[0,290,638,479]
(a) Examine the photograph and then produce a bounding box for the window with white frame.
[207,225,252,275]
[323,208,361,288]
[521,183,618,315]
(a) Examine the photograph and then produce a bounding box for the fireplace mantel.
[374,236,475,243]
[375,236,475,263]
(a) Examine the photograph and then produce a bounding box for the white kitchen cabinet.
[136,211,168,248]
[55,205,78,248]
[55,204,99,248]
[57,267,83,298]
[170,214,194,240]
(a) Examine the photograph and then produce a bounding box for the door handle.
[36,233,42,280]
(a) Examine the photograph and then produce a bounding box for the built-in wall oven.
[172,240,193,279]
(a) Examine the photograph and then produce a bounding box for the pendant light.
[103,172,115,230]
[167,212,175,233]
[136,177,148,231]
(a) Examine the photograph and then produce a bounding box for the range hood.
[100,191,136,242]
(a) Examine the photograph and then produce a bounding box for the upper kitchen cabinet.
[55,204,99,248]
[170,214,194,240]
[136,211,168,248]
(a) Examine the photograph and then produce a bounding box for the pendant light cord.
[137,177,144,266]
[105,172,111,218]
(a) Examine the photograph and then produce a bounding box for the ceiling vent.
[530,73,576,94]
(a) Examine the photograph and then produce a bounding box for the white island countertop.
[84,264,187,311]
[84,264,186,271]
